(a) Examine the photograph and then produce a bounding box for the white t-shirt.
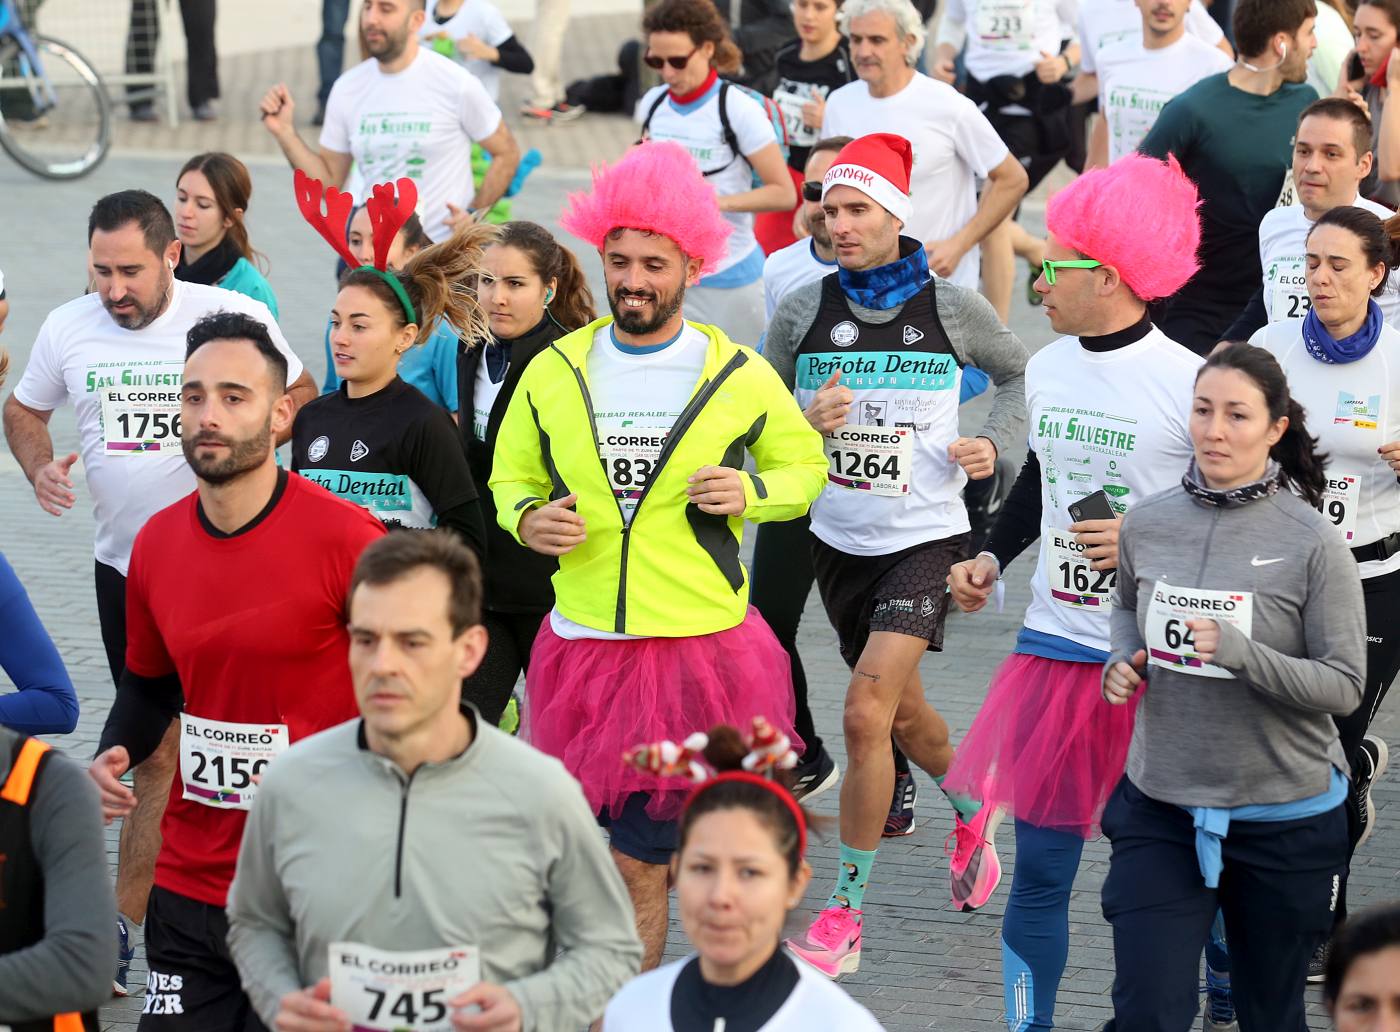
[1078,0,1223,74]
[637,81,777,277]
[1257,198,1400,325]
[1254,319,1400,578]
[471,353,506,442]
[603,954,886,1032]
[821,74,1010,289]
[549,323,709,641]
[1096,34,1232,164]
[763,239,837,321]
[421,0,513,102]
[1022,326,1199,653]
[13,281,306,577]
[320,50,503,243]
[944,0,1079,82]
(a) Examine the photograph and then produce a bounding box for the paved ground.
[1,16,1397,1027]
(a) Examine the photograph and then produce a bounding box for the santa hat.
[559,141,731,275]
[1046,153,1202,302]
[821,133,913,226]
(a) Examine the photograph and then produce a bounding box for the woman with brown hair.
[173,152,279,318]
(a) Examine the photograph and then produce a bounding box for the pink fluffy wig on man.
[559,140,732,275]
[1046,153,1202,302]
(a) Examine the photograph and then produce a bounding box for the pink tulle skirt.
[943,652,1138,839]
[525,607,800,821]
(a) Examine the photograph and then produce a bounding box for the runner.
[763,137,849,323]
[637,0,799,348]
[173,152,280,318]
[489,140,827,972]
[763,133,1029,976]
[1347,0,1400,207]
[260,0,522,243]
[0,726,114,1032]
[1101,342,1363,1030]
[822,0,1028,305]
[1138,0,1319,354]
[321,201,461,410]
[227,531,641,1031]
[290,174,487,555]
[1,190,312,993]
[1093,0,1233,165]
[773,0,854,176]
[86,311,386,1029]
[0,549,75,736]
[1249,205,1399,977]
[420,0,534,104]
[604,721,884,1029]
[944,153,1204,1031]
[1224,97,1399,342]
[459,221,597,727]
[1322,902,1400,1026]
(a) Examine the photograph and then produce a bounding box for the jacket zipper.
[1194,507,1221,586]
[393,769,418,899]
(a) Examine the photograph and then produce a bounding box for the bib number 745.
[366,987,447,1026]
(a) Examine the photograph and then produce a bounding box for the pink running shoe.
[946,805,1005,912]
[786,906,863,977]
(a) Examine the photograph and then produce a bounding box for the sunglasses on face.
[644,46,701,70]
[1040,258,1103,286]
[802,180,823,202]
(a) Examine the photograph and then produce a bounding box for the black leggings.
[95,559,127,689]
[461,610,544,726]
[750,516,822,757]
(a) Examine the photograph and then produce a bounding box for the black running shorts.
[811,533,969,669]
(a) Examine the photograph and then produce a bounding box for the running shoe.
[498,693,521,736]
[790,746,839,802]
[1355,734,1389,849]
[1202,964,1238,1032]
[520,101,585,123]
[786,906,863,978]
[946,804,1005,911]
[883,769,917,837]
[1307,940,1330,984]
[114,915,134,997]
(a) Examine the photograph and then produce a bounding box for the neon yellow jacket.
[490,317,827,637]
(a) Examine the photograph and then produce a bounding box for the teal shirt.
[218,256,280,320]
[321,319,460,411]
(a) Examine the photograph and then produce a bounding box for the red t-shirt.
[125,472,387,906]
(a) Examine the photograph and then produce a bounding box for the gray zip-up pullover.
[1109,478,1366,808]
[226,711,642,1031]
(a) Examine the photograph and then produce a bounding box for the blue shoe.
[1202,964,1238,1032]
[114,915,134,997]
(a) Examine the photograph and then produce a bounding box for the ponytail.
[1199,343,1329,508]
[494,221,597,333]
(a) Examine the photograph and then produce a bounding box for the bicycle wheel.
[0,32,111,179]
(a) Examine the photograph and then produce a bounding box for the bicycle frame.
[0,0,58,117]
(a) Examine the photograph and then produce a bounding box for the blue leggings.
[1002,820,1085,1031]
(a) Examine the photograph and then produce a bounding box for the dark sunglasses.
[644,46,701,70]
[802,180,823,202]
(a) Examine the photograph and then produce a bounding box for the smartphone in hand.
[1068,489,1116,523]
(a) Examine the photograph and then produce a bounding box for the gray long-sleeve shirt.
[762,274,1028,460]
[0,728,117,1022]
[227,714,642,1031]
[1109,483,1366,808]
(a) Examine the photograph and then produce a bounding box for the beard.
[104,274,171,330]
[805,210,832,249]
[608,281,686,336]
[181,420,273,486]
[365,21,409,62]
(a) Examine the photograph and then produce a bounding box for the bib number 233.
[178,714,288,810]
[330,942,480,1032]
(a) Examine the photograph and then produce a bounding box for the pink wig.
[559,141,731,275]
[1046,153,1203,302]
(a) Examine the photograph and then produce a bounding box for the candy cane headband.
[294,169,420,325]
[623,717,807,856]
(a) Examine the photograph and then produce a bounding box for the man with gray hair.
[820,0,1028,292]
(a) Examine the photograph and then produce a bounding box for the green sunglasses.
[1040,258,1103,285]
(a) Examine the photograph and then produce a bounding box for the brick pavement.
[2,90,1398,1032]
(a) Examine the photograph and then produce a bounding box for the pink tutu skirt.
[943,652,1138,838]
[525,607,800,822]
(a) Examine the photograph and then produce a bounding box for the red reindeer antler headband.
[294,169,420,324]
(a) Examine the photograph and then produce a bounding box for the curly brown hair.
[642,0,743,75]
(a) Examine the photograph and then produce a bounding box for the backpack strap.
[1,737,51,806]
[716,80,745,173]
[638,88,669,143]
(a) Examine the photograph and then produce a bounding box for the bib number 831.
[610,456,653,488]
[188,751,267,789]
[365,987,448,1026]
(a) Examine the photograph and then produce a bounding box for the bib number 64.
[1162,618,1195,651]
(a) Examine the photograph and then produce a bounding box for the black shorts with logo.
[811,533,969,669]
[139,885,268,1032]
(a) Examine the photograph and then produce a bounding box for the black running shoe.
[791,746,839,802]
[1307,940,1330,984]
[884,769,917,837]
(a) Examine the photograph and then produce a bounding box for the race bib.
[772,86,819,147]
[825,425,912,498]
[330,943,480,1032]
[1145,581,1253,680]
[598,427,668,514]
[101,386,183,454]
[178,714,288,810]
[976,0,1034,52]
[1269,261,1310,322]
[1044,529,1115,610]
[1319,473,1361,543]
